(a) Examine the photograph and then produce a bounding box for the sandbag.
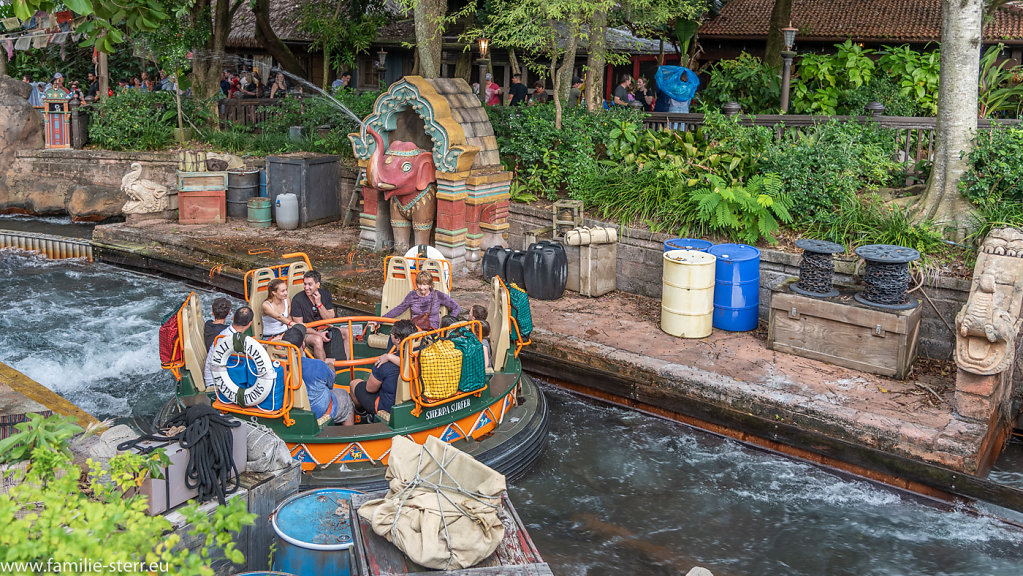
[358,436,506,570]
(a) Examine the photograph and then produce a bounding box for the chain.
[861,260,910,305]
[796,251,835,295]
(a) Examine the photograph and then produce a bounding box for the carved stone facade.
[349,77,512,269]
[953,228,1023,432]
[121,162,173,220]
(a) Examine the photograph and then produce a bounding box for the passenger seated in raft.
[351,320,417,415]
[262,278,296,340]
[290,270,348,363]
[478,319,492,369]
[204,297,232,350]
[469,304,487,323]
[440,315,459,330]
[203,306,254,389]
[371,272,460,332]
[281,326,354,425]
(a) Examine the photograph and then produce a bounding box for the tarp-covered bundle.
[655,65,700,102]
[357,435,507,570]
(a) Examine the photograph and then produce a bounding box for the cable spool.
[791,239,845,298]
[853,244,920,310]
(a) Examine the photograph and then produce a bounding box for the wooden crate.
[768,278,921,379]
[177,170,228,192]
[179,189,226,225]
[565,242,617,297]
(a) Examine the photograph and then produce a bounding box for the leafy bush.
[576,163,705,236]
[698,52,780,114]
[877,45,940,116]
[88,91,174,151]
[761,121,900,223]
[693,173,792,244]
[806,194,947,258]
[960,127,1023,207]
[487,105,642,199]
[845,74,920,117]
[791,40,876,115]
[256,90,378,138]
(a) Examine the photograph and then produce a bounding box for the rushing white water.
[2,251,1022,574]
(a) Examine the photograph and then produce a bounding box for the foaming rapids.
[0,251,235,422]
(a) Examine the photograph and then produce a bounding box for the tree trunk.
[508,49,521,76]
[584,9,606,112]
[914,0,983,239]
[453,50,472,82]
[98,51,108,100]
[322,46,331,91]
[254,0,305,76]
[556,18,579,108]
[0,55,6,77]
[190,0,241,100]
[414,0,445,78]
[765,0,793,70]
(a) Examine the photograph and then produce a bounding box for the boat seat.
[268,343,311,412]
[286,260,309,302]
[180,293,209,390]
[487,276,512,372]
[381,257,415,319]
[248,268,275,339]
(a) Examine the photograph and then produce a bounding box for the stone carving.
[363,126,437,253]
[121,162,170,214]
[955,227,1023,375]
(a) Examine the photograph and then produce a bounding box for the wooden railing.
[218,98,281,126]
[642,111,1023,179]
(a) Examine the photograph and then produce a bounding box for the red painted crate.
[178,189,226,225]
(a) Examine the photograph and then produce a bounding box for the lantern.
[782,23,798,52]
[43,87,71,149]
[478,37,490,59]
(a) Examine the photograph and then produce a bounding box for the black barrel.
[227,169,260,218]
[482,246,512,282]
[505,250,527,289]
[524,241,568,300]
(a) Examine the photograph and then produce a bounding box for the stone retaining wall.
[1,150,361,223]
[508,203,969,361]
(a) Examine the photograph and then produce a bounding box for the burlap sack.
[358,435,506,570]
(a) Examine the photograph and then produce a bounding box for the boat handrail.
[305,315,398,380]
[384,255,452,291]
[399,320,487,417]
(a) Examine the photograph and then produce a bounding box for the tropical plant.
[297,0,388,90]
[698,52,780,114]
[806,194,947,259]
[978,43,1023,118]
[877,45,941,116]
[0,413,82,464]
[691,173,793,244]
[0,414,256,576]
[88,90,213,151]
[960,126,1023,206]
[791,40,876,115]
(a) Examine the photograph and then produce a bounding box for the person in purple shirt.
[373,272,460,331]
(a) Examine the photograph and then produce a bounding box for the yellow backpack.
[418,339,462,399]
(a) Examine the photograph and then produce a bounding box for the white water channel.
[1,249,1021,574]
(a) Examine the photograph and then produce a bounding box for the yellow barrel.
[661,249,716,338]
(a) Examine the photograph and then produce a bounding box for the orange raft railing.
[305,316,397,381]
[243,251,312,301]
[210,336,306,427]
[383,255,453,291]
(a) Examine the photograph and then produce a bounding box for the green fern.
[691,173,793,244]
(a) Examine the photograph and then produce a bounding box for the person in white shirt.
[203,306,254,389]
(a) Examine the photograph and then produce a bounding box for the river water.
[1,250,1022,575]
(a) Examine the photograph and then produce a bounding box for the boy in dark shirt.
[508,74,528,106]
[351,320,417,415]
[203,297,232,350]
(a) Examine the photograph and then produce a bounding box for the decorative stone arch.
[348,76,513,269]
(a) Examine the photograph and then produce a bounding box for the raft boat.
[160,253,548,490]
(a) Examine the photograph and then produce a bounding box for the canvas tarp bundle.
[357,435,507,570]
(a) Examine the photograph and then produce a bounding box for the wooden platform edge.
[0,361,100,430]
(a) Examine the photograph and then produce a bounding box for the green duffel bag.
[451,329,487,392]
[507,282,533,341]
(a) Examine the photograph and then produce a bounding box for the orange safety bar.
[384,255,453,291]
[399,320,485,417]
[496,277,532,357]
[161,292,193,380]
[210,336,305,427]
[243,252,312,301]
[305,316,398,380]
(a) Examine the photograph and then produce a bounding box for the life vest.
[208,335,276,407]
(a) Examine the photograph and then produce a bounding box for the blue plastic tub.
[664,238,714,252]
[707,243,761,331]
[271,488,361,576]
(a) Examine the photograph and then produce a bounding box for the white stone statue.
[121,162,170,214]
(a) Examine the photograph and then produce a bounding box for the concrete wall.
[1,150,361,223]
[507,203,969,361]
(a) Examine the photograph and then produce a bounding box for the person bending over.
[351,320,417,416]
[281,327,354,425]
[204,297,232,350]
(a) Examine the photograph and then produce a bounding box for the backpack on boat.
[507,282,533,342]
[159,306,184,368]
[418,339,462,399]
[450,328,486,392]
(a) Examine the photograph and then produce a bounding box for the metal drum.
[227,169,260,218]
[707,243,761,331]
[661,249,716,338]
[271,488,360,576]
[247,197,271,228]
[664,238,713,252]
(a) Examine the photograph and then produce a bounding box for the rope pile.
[120,404,241,505]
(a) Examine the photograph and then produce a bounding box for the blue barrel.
[707,243,761,331]
[233,572,296,576]
[271,488,361,576]
[258,169,267,197]
[664,238,713,252]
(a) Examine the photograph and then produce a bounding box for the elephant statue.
[364,127,437,253]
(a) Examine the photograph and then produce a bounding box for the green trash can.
[247,197,271,228]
